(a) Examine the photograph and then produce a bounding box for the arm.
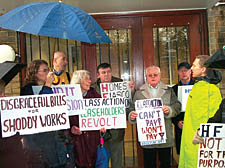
[164,88,181,119]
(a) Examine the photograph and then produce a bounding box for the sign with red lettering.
[135,98,167,146]
[0,94,70,138]
[100,82,132,108]
[198,123,225,168]
[79,98,126,131]
[51,85,85,116]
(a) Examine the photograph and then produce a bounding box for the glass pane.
[153,26,190,85]
[25,35,82,72]
[96,29,133,81]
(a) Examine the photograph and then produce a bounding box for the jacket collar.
[139,81,168,99]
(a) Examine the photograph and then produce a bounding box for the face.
[53,52,68,71]
[97,67,112,83]
[80,75,92,93]
[191,58,205,78]
[146,68,161,87]
[36,64,49,84]
[178,67,191,82]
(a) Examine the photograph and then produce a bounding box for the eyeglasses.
[38,68,49,72]
[148,73,159,78]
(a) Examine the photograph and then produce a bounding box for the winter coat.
[92,76,125,142]
[0,129,27,168]
[129,81,181,148]
[20,83,68,168]
[172,79,195,154]
[69,87,101,168]
[179,70,222,168]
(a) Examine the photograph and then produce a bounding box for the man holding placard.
[179,55,222,168]
[92,63,134,168]
[172,62,194,155]
[129,66,181,168]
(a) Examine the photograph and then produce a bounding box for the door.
[142,12,208,85]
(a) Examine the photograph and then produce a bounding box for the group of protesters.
[0,48,225,168]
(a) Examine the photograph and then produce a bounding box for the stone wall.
[0,28,21,96]
[208,1,225,97]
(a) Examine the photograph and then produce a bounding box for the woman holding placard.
[70,70,105,168]
[20,60,68,168]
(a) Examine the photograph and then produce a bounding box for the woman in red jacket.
[69,70,105,168]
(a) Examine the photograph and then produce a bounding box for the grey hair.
[71,70,91,84]
[145,66,161,75]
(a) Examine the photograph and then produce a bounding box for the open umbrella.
[204,48,225,69]
[0,1,111,43]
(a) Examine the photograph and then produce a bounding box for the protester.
[52,51,75,167]
[179,55,222,168]
[20,59,68,168]
[0,81,27,168]
[92,63,135,168]
[52,51,71,85]
[69,70,105,168]
[129,65,181,168]
[172,62,194,155]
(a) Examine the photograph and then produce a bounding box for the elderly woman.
[20,60,68,168]
[70,70,103,168]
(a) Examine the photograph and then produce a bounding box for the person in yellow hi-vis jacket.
[179,55,222,168]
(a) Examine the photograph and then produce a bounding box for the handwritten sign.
[0,94,70,138]
[100,81,132,108]
[178,85,193,112]
[135,98,166,146]
[51,85,85,116]
[79,97,127,131]
[198,123,225,168]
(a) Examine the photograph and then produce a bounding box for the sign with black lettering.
[0,94,70,138]
[79,98,126,131]
[135,98,166,146]
[100,82,132,108]
[198,123,225,168]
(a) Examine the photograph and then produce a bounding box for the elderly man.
[129,65,181,168]
[92,63,134,168]
[52,51,71,85]
[172,62,195,155]
[51,51,75,168]
[179,55,222,168]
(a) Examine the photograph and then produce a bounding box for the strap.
[66,72,71,83]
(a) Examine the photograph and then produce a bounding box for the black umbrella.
[205,49,225,69]
[0,61,26,85]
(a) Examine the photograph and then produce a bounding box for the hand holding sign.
[71,126,82,135]
[130,111,138,120]
[162,105,169,115]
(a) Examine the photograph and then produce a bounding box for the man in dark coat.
[172,62,195,155]
[92,63,134,168]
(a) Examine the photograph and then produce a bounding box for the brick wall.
[207,1,225,97]
[0,28,21,96]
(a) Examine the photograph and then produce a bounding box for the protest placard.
[198,123,225,168]
[51,84,85,115]
[178,85,193,112]
[135,98,166,146]
[100,81,132,108]
[79,97,126,131]
[0,94,70,138]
